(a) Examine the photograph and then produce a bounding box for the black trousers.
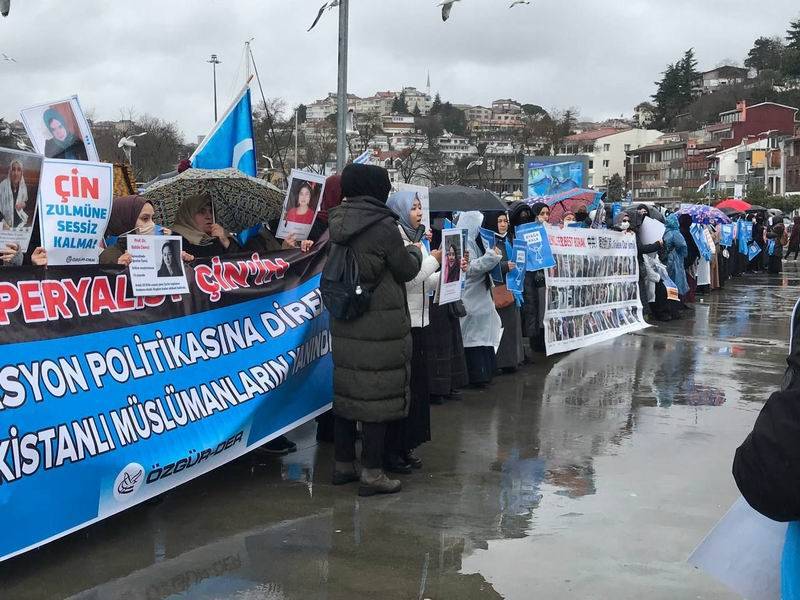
[787,248,800,260]
[334,417,386,469]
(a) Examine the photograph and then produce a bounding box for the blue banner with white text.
[0,244,331,562]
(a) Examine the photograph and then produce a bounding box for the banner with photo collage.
[543,228,649,356]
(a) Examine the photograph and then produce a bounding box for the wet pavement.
[2,266,798,599]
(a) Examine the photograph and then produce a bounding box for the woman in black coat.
[328,164,422,497]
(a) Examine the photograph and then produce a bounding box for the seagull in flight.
[439,0,461,22]
[509,0,531,6]
[308,0,340,32]
[1,53,15,63]
[117,132,147,163]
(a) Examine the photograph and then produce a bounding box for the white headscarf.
[0,160,28,229]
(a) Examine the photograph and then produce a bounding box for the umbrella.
[715,198,751,212]
[429,185,506,212]
[746,205,768,213]
[719,206,744,217]
[526,188,604,225]
[676,204,732,225]
[625,203,665,223]
[143,167,285,234]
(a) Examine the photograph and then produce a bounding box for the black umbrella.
[719,206,744,217]
[429,185,507,212]
[745,205,768,212]
[624,204,665,223]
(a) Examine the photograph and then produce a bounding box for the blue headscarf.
[386,190,420,240]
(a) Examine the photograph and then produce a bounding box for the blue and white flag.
[191,85,257,176]
[352,149,372,164]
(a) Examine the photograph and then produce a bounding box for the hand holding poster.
[20,95,98,162]
[128,235,190,297]
[275,170,326,241]
[437,229,465,305]
[515,222,556,271]
[479,227,504,283]
[39,159,113,265]
[0,148,42,253]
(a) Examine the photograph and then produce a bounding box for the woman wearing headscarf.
[422,212,469,405]
[663,214,689,300]
[0,159,28,229]
[612,212,634,233]
[328,164,422,496]
[767,223,789,275]
[786,217,800,261]
[678,213,699,304]
[170,193,241,258]
[455,211,502,387]
[382,190,441,473]
[514,202,550,354]
[42,108,88,161]
[483,210,524,373]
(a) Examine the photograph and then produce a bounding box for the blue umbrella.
[676,204,731,226]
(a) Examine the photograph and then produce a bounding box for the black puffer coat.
[328,195,422,423]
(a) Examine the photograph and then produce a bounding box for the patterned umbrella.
[526,188,604,225]
[676,204,731,225]
[143,168,285,234]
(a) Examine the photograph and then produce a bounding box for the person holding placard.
[519,202,550,354]
[170,193,241,258]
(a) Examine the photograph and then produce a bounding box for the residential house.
[695,66,753,95]
[438,131,478,163]
[381,114,416,135]
[491,99,523,115]
[705,100,798,149]
[783,132,800,196]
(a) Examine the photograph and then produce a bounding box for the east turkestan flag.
[191,85,257,176]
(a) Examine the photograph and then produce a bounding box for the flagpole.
[294,108,299,169]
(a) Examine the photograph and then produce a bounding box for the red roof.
[563,127,631,143]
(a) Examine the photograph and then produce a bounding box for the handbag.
[492,283,514,309]
[448,299,467,318]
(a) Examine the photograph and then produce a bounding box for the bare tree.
[253,98,295,178]
[300,120,337,174]
[397,143,429,184]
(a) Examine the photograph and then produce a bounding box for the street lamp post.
[207,54,221,122]
[335,0,349,172]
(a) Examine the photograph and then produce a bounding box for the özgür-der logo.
[113,463,145,501]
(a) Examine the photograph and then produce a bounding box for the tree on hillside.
[430,93,442,115]
[788,17,800,49]
[607,173,624,201]
[296,104,308,124]
[439,102,467,135]
[391,92,408,114]
[652,49,699,131]
[785,18,800,78]
[745,36,785,72]
[522,104,548,117]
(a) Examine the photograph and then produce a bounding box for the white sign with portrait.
[436,229,465,306]
[128,235,189,297]
[275,169,327,241]
[0,147,42,253]
[20,95,99,162]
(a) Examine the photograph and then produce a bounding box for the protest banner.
[275,170,326,241]
[690,223,712,261]
[507,239,526,294]
[0,245,331,563]
[720,223,735,247]
[543,228,647,355]
[0,147,42,253]
[128,235,190,297]
[514,222,556,271]
[738,220,753,255]
[437,229,465,305]
[39,159,113,265]
[20,95,99,162]
[397,183,430,234]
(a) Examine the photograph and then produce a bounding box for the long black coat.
[733,388,800,521]
[328,196,422,423]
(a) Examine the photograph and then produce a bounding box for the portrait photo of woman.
[0,159,29,229]
[285,182,317,225]
[41,106,88,161]
[20,96,99,162]
[442,242,461,284]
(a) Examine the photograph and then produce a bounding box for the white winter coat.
[398,226,440,328]
[641,252,663,304]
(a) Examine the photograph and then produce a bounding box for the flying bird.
[0,0,9,17]
[117,132,147,163]
[509,0,531,7]
[439,0,461,22]
[1,53,16,62]
[308,0,340,32]
[466,158,484,171]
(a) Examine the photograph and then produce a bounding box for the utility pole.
[336,0,350,172]
[207,54,221,122]
[294,107,299,169]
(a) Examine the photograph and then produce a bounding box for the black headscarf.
[508,201,533,238]
[530,202,548,219]
[341,164,391,203]
[678,213,699,265]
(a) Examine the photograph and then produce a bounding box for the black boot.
[404,450,423,470]
[384,453,413,474]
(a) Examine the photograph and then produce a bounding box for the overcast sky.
[1,0,798,141]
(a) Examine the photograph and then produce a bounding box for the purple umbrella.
[676,204,731,226]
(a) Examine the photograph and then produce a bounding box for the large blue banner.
[0,245,331,562]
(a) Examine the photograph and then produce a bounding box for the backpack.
[320,242,378,321]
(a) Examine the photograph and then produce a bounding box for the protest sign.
[275,170,326,241]
[748,242,762,261]
[690,223,712,261]
[720,223,734,247]
[20,95,99,162]
[639,216,666,246]
[0,147,42,253]
[507,240,526,294]
[437,229,465,305]
[689,496,785,600]
[656,264,680,301]
[515,222,556,271]
[480,227,504,283]
[38,159,113,265]
[397,183,431,234]
[128,235,190,297]
[543,228,647,355]
[738,220,753,255]
[767,239,776,256]
[0,244,331,563]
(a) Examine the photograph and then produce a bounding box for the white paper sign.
[39,159,113,266]
[128,235,190,297]
[0,147,43,254]
[689,496,786,600]
[275,169,327,241]
[20,95,99,162]
[639,216,666,246]
[436,229,465,306]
